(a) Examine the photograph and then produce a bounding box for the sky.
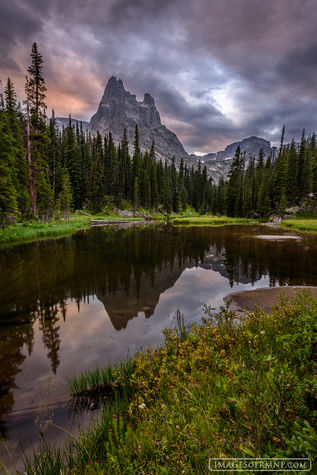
[1,0,317,154]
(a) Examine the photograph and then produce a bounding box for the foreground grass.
[21,292,317,474]
[281,217,317,233]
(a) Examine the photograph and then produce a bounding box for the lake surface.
[1,223,317,470]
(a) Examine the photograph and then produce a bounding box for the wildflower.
[112,413,118,418]
[273,436,281,443]
[88,461,91,465]
[138,445,142,450]
[119,413,123,417]
[138,403,146,409]
[108,429,112,433]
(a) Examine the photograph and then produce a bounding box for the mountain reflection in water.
[1,223,317,464]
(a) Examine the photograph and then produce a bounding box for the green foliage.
[56,168,72,219]
[3,47,317,230]
[281,218,317,232]
[22,291,317,473]
[4,77,30,217]
[226,146,244,216]
[89,132,104,212]
[0,103,19,225]
[25,42,49,216]
[36,170,54,221]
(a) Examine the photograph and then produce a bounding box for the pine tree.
[4,77,30,217]
[216,177,226,215]
[311,133,317,193]
[133,177,140,208]
[25,42,48,216]
[104,133,113,195]
[297,129,307,199]
[64,116,82,208]
[89,132,104,212]
[286,140,298,204]
[0,104,19,225]
[56,168,72,220]
[121,128,131,200]
[279,125,285,156]
[36,169,54,221]
[47,110,61,200]
[273,148,287,208]
[226,146,243,216]
[132,124,141,183]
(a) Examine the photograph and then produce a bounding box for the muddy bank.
[224,286,317,313]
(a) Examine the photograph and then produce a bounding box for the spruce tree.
[286,140,298,204]
[89,132,104,212]
[25,42,48,216]
[36,169,54,221]
[64,116,82,208]
[47,110,61,200]
[4,77,30,217]
[56,168,72,220]
[297,129,308,199]
[226,146,243,216]
[133,177,140,208]
[0,105,19,225]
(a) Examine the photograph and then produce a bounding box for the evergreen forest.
[1,43,317,226]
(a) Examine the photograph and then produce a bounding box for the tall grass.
[21,291,317,474]
[0,216,91,246]
[171,215,260,226]
[0,213,149,247]
[281,218,317,232]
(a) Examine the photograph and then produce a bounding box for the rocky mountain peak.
[101,76,129,102]
[143,92,155,106]
[195,135,277,183]
[88,77,188,163]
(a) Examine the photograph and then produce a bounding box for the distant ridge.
[191,136,278,182]
[55,117,89,131]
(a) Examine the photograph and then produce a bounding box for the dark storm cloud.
[1,0,316,152]
[0,0,46,70]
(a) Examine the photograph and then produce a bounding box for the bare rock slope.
[88,77,188,164]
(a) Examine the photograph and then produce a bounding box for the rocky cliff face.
[88,77,188,164]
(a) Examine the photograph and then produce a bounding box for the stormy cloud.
[0,0,316,153]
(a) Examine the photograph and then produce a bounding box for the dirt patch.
[224,286,317,313]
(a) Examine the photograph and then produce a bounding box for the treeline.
[1,43,317,226]
[0,43,213,225]
[223,126,317,217]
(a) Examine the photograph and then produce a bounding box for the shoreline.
[224,285,317,313]
[18,290,316,474]
[1,214,317,247]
